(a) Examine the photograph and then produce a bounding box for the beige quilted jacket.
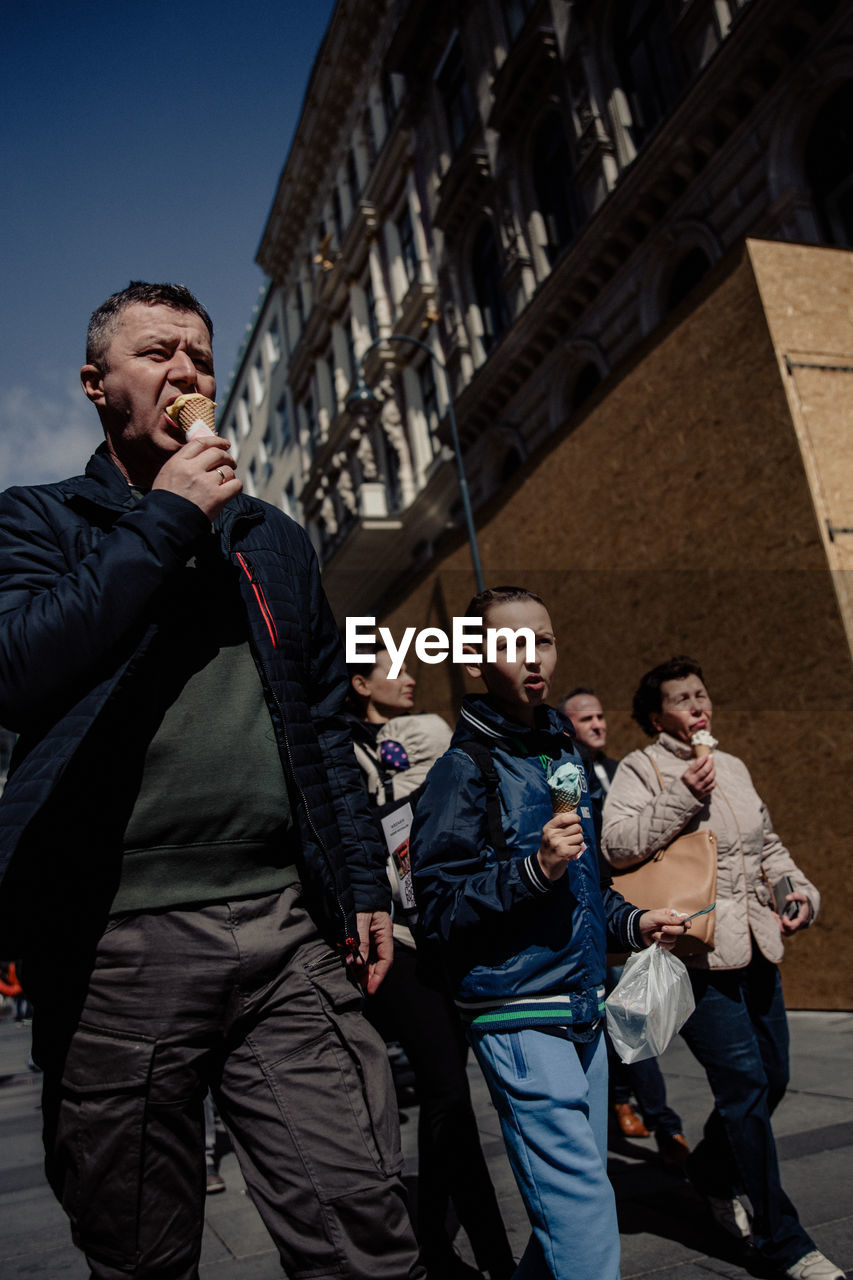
[601,733,819,970]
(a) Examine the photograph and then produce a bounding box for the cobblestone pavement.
[0,1009,849,1278]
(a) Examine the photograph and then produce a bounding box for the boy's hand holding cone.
[538,762,586,881]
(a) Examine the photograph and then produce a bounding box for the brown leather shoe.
[656,1131,690,1169]
[613,1102,650,1137]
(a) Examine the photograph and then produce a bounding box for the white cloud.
[0,369,103,489]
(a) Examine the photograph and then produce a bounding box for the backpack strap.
[455,742,509,861]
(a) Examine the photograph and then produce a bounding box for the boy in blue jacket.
[411,587,688,1280]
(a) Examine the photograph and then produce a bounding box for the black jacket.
[0,445,388,953]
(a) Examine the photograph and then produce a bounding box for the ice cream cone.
[166,393,217,435]
[690,729,717,758]
[547,762,583,815]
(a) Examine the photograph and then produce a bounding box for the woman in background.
[346,651,514,1280]
[602,656,840,1280]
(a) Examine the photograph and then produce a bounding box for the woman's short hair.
[632,655,705,737]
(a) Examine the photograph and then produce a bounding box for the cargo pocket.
[54,1023,156,1268]
[304,949,403,1184]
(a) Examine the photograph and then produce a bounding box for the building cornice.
[257,0,393,285]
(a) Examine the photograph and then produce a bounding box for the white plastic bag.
[605,945,695,1063]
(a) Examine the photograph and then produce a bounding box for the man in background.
[560,687,619,793]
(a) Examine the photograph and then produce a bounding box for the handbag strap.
[643,747,665,792]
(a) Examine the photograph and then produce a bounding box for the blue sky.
[0,0,336,487]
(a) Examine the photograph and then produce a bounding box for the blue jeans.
[470,1025,620,1280]
[680,950,814,1268]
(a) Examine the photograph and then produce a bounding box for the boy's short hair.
[631,655,706,737]
[463,585,545,622]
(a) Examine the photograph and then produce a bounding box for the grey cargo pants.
[31,887,424,1280]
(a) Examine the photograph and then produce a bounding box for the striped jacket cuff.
[626,908,644,950]
[521,853,553,894]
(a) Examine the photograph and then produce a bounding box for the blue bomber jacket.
[410,695,644,1032]
[0,445,388,955]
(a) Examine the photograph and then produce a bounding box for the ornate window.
[805,81,853,249]
[264,317,282,365]
[363,107,377,167]
[237,391,251,439]
[303,393,318,450]
[471,221,509,354]
[365,276,379,341]
[331,187,344,244]
[666,246,711,312]
[501,0,536,43]
[282,479,297,520]
[398,205,418,286]
[418,359,440,456]
[381,70,398,129]
[613,0,687,148]
[251,354,266,407]
[570,363,602,414]
[437,35,475,153]
[532,114,582,263]
[343,315,357,385]
[260,426,274,484]
[345,149,360,206]
[275,394,291,451]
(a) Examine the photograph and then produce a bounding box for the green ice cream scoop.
[547,761,583,811]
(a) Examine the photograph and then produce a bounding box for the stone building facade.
[220,0,853,618]
[217,0,853,1006]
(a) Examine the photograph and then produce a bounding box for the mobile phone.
[773,875,800,921]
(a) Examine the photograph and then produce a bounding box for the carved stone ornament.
[356,430,378,480]
[336,464,357,516]
[320,493,338,537]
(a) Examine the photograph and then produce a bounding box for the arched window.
[500,447,523,484]
[532,114,581,263]
[437,35,475,154]
[666,246,711,313]
[570,363,602,414]
[471,222,509,354]
[805,81,853,248]
[613,0,687,148]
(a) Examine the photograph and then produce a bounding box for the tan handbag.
[610,751,717,958]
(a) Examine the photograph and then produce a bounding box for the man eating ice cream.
[0,282,424,1280]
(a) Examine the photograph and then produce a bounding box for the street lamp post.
[345,333,484,593]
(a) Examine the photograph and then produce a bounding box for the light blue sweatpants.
[469,1025,620,1280]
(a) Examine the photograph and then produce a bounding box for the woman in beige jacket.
[601,657,840,1280]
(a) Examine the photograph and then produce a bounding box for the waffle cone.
[168,394,217,433]
[551,794,578,815]
[692,743,713,758]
